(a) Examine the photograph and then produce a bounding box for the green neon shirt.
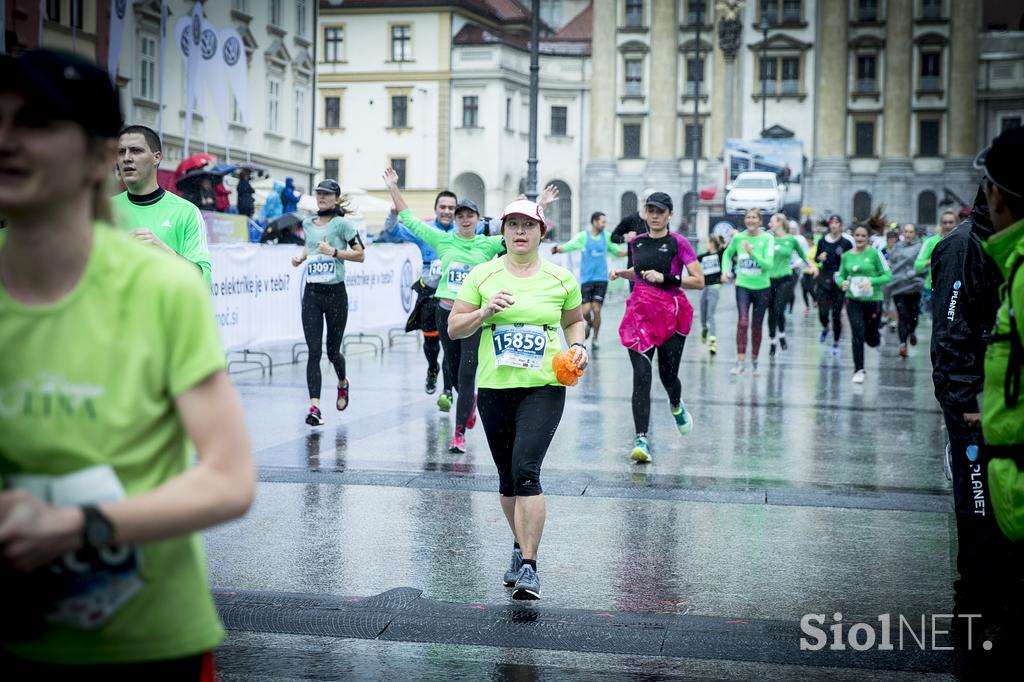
[112,190,212,286]
[398,209,504,299]
[767,234,809,279]
[914,233,941,290]
[721,230,775,290]
[456,256,582,389]
[836,247,892,301]
[0,226,226,664]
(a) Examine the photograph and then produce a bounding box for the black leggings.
[736,285,770,356]
[478,385,566,497]
[817,281,845,343]
[628,333,686,435]
[302,283,348,400]
[436,305,482,427]
[893,292,922,344]
[767,276,794,337]
[846,299,881,371]
[800,272,816,307]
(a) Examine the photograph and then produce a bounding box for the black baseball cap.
[827,213,843,224]
[0,49,122,138]
[454,199,480,215]
[315,179,341,194]
[645,192,673,211]
[974,125,1024,198]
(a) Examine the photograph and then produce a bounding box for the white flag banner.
[106,0,128,81]
[219,27,248,126]
[176,4,204,153]
[198,14,230,142]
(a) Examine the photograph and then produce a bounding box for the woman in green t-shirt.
[721,207,776,374]
[448,199,587,601]
[766,212,816,357]
[837,224,893,384]
[0,49,253,675]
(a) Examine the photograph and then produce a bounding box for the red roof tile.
[553,2,592,41]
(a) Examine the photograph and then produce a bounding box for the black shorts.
[580,281,608,304]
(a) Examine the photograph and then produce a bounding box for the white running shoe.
[852,369,865,384]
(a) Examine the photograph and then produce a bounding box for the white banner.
[210,243,421,351]
[107,0,128,81]
[220,27,248,126]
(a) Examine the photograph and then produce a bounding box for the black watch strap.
[81,505,115,550]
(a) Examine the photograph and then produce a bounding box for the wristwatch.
[81,505,115,550]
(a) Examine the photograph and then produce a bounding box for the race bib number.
[428,260,443,280]
[850,276,873,298]
[6,466,142,630]
[447,261,471,292]
[492,324,548,369]
[306,256,337,283]
[701,256,721,275]
[737,257,761,276]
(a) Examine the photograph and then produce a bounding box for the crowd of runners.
[1,48,1022,676]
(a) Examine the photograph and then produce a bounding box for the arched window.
[852,191,872,223]
[621,191,638,221]
[452,172,486,215]
[546,180,571,242]
[917,191,937,226]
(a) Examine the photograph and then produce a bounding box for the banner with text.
[210,243,421,351]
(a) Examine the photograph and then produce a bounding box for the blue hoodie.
[281,177,300,214]
[260,181,284,222]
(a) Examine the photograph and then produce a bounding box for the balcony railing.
[686,11,706,26]
[781,79,800,95]
[685,81,703,96]
[919,75,941,91]
[760,80,778,96]
[624,82,643,97]
[624,11,643,28]
[856,78,877,93]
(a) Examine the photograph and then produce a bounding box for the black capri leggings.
[893,291,922,344]
[628,333,686,435]
[436,305,482,428]
[817,281,845,343]
[477,385,566,497]
[768,275,794,337]
[846,299,881,371]
[302,282,348,400]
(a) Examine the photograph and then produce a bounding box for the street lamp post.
[759,16,769,136]
[525,0,540,200]
[689,12,703,233]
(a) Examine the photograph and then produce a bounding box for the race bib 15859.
[492,324,547,369]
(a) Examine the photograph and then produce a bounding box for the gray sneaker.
[512,564,541,600]
[503,547,523,587]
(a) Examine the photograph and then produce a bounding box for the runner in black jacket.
[929,185,1012,624]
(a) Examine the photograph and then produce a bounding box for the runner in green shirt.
[384,167,505,453]
[112,125,212,285]
[914,210,958,292]
[721,207,776,374]
[837,224,892,383]
[766,212,817,357]
[448,199,586,601]
[0,49,253,675]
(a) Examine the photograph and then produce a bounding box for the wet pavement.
[208,288,962,680]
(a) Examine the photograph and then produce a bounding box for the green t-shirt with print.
[837,247,892,301]
[456,256,582,389]
[111,190,212,286]
[398,209,504,299]
[767,234,808,279]
[721,230,776,290]
[0,226,226,664]
[302,216,361,286]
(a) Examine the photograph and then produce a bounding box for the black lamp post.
[759,16,770,136]
[689,8,703,233]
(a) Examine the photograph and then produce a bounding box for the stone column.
[645,0,680,198]
[809,0,849,216]
[583,0,618,220]
[879,0,913,215]
[947,0,979,203]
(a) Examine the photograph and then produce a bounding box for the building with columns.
[583,0,1018,232]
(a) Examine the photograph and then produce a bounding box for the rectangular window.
[920,51,941,91]
[760,57,778,95]
[45,0,59,22]
[505,97,512,130]
[391,25,412,62]
[71,0,83,28]
[623,123,642,158]
[391,95,408,129]
[624,59,643,96]
[921,0,941,20]
[325,96,340,128]
[294,88,305,138]
[781,57,800,94]
[551,106,567,136]
[686,0,706,26]
[854,121,875,157]
[856,55,877,92]
[919,119,940,157]
[267,79,280,131]
[270,0,282,26]
[233,0,249,11]
[625,0,643,28]
[296,0,307,37]
[138,34,157,101]
[686,58,704,96]
[324,158,339,182]
[685,123,703,158]
[390,158,407,189]
[760,0,779,23]
[858,0,878,22]
[462,96,479,128]
[324,27,344,62]
[231,96,244,124]
[782,0,801,23]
